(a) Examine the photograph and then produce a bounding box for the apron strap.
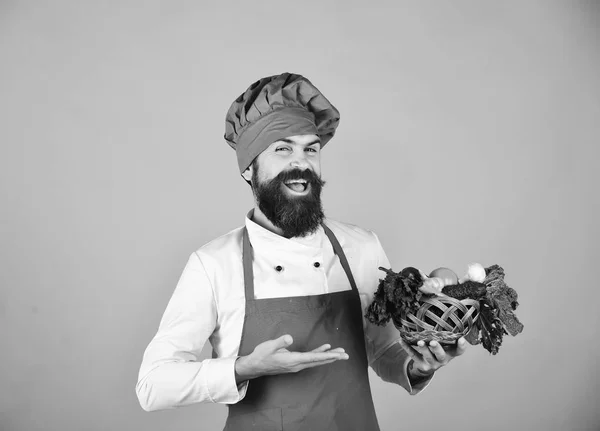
[242,223,359,300]
[321,223,359,294]
[242,227,255,301]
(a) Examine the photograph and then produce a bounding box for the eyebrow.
[279,138,321,146]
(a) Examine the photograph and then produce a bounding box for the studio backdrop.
[1,1,599,431]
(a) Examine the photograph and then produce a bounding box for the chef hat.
[225,72,340,174]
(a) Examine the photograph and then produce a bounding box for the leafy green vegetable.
[484,265,524,336]
[365,266,424,326]
[475,296,506,355]
[441,281,487,300]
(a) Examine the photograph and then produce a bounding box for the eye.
[275,146,291,152]
[306,146,319,153]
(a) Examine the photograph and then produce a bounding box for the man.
[136,73,467,430]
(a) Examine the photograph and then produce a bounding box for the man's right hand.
[234,335,349,384]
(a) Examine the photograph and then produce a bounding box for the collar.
[244,209,325,253]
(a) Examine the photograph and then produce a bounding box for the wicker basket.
[394,295,480,345]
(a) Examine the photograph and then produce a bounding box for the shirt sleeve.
[363,231,434,395]
[136,252,248,411]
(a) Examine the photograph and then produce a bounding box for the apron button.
[313,262,321,268]
[275,265,283,272]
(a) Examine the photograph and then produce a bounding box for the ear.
[241,165,253,184]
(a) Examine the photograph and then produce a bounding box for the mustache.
[274,168,325,186]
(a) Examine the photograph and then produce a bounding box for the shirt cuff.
[203,357,248,404]
[404,356,435,395]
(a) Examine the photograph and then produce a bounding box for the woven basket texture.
[394,296,480,345]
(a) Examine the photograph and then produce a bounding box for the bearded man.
[136,73,467,430]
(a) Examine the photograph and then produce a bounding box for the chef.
[136,73,467,430]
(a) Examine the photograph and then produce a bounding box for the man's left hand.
[398,337,468,380]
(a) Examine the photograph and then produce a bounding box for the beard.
[252,165,326,238]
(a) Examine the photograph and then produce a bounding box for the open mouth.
[284,179,309,193]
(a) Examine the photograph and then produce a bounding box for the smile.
[283,179,309,194]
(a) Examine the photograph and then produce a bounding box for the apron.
[223,224,380,431]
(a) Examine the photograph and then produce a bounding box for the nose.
[289,151,310,169]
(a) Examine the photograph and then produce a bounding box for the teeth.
[285,180,307,184]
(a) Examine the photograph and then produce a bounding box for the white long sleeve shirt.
[136,213,432,412]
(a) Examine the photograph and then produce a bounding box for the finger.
[310,344,332,353]
[418,269,430,280]
[298,358,345,371]
[441,338,468,358]
[292,351,349,364]
[414,340,436,363]
[269,334,293,352]
[453,337,468,357]
[427,340,447,362]
[309,345,345,354]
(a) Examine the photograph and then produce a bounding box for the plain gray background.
[1,1,599,430]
